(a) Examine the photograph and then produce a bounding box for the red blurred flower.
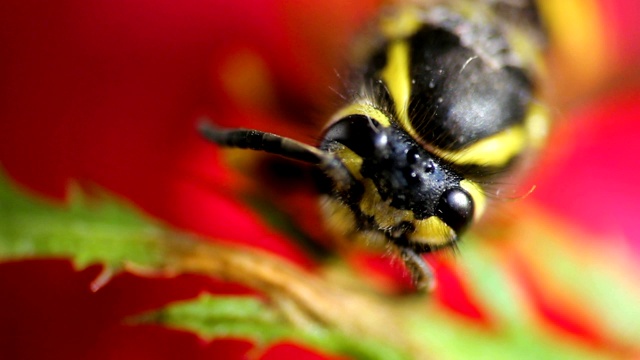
[0,1,380,358]
[1,0,640,358]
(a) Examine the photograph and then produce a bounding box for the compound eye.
[436,187,474,232]
[322,115,382,157]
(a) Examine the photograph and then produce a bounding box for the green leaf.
[0,176,164,269]
[141,294,409,360]
[1,171,638,360]
[0,173,411,359]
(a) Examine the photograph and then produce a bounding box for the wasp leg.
[198,120,356,192]
[399,247,436,292]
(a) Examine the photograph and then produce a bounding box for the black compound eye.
[406,147,421,164]
[436,187,474,232]
[322,115,382,157]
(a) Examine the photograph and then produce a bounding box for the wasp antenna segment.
[198,120,325,165]
[198,120,358,194]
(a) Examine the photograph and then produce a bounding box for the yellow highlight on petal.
[537,0,607,92]
[219,49,276,110]
[524,102,551,149]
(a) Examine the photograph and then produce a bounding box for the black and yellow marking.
[199,0,550,291]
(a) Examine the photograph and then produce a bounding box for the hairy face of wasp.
[319,115,474,252]
[198,114,474,291]
[199,1,549,291]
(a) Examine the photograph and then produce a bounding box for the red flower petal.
[0,259,258,359]
[260,341,346,360]
[91,326,255,360]
[598,0,640,64]
[532,87,640,255]
[0,0,340,265]
[432,260,488,323]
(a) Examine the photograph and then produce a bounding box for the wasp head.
[320,114,474,252]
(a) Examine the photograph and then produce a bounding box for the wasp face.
[199,0,548,291]
[320,115,474,252]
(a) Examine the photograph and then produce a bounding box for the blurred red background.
[1,0,639,358]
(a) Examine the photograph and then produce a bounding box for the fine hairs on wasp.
[200,1,549,291]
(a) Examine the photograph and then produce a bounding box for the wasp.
[200,0,550,291]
